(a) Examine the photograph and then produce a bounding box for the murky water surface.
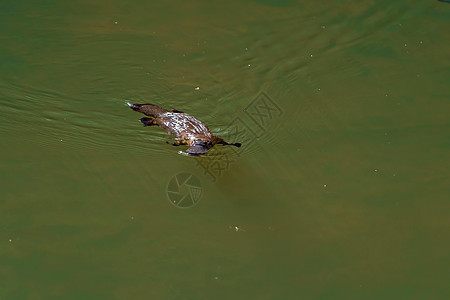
[1,0,449,298]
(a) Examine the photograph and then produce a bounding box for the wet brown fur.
[129,103,241,155]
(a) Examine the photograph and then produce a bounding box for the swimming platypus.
[128,103,241,156]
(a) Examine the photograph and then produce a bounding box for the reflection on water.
[1,0,449,298]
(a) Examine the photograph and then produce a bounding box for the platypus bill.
[128,103,241,156]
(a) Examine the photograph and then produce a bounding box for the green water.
[1,0,449,299]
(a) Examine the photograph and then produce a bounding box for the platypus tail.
[127,103,168,118]
[217,139,241,148]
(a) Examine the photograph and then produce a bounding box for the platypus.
[128,103,241,156]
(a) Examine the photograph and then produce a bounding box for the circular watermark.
[167,173,202,208]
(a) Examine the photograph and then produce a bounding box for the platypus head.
[127,103,168,118]
[186,141,214,156]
